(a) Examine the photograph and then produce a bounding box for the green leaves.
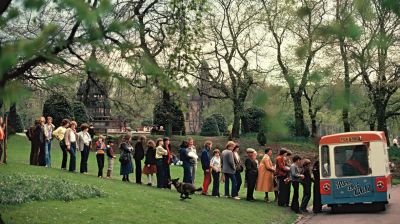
[354,0,375,21]
[23,0,46,10]
[296,6,311,19]
[0,81,31,104]
[295,43,310,60]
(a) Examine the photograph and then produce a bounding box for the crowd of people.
[25,117,322,214]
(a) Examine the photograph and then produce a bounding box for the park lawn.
[0,135,297,224]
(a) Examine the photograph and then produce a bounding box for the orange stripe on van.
[319,132,386,145]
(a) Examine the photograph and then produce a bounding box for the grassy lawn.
[0,135,297,224]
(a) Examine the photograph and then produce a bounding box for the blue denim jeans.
[44,140,52,167]
[68,142,76,172]
[224,173,238,197]
[156,159,165,188]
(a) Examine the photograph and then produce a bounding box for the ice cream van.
[319,131,392,211]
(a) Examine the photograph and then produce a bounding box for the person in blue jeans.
[44,117,55,168]
[221,141,240,200]
[64,121,78,172]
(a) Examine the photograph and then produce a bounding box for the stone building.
[184,61,212,134]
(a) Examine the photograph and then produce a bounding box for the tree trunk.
[310,112,318,138]
[292,92,308,137]
[231,100,244,139]
[342,55,351,132]
[375,101,389,145]
[336,0,351,133]
[8,103,17,135]
[162,90,172,137]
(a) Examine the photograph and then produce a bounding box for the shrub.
[257,129,267,146]
[389,146,400,160]
[72,101,90,127]
[241,107,266,133]
[153,101,185,133]
[200,117,220,136]
[141,118,153,126]
[211,113,227,133]
[43,94,73,127]
[0,174,103,205]
[285,116,310,137]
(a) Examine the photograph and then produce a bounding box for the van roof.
[319,131,386,145]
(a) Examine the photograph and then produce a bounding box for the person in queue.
[52,119,70,170]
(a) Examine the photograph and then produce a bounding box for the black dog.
[170,178,202,200]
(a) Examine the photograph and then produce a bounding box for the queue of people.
[24,117,322,214]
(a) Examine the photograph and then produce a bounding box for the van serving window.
[334,144,370,177]
[321,145,330,177]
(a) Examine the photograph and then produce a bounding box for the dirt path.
[298,185,399,224]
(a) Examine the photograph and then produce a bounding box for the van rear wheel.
[372,202,386,211]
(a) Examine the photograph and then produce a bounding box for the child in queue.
[210,148,221,197]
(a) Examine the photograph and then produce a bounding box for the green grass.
[0,174,103,204]
[0,135,297,224]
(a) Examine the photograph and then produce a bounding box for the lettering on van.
[335,180,371,197]
[340,136,362,143]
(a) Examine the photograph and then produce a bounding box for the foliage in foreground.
[0,174,103,205]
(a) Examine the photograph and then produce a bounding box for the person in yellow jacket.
[52,119,70,170]
[256,147,276,202]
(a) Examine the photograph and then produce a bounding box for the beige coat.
[256,154,275,192]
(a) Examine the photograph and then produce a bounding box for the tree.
[261,0,329,137]
[303,69,335,137]
[241,107,266,133]
[351,0,400,143]
[43,94,73,127]
[0,0,126,94]
[153,101,185,134]
[200,117,220,136]
[211,113,228,134]
[110,0,206,136]
[198,0,263,138]
[72,101,89,127]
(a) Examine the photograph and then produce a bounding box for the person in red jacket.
[275,148,290,206]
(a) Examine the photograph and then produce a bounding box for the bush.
[211,113,228,133]
[72,101,90,127]
[0,174,103,205]
[200,117,220,136]
[285,116,310,137]
[141,118,153,126]
[43,94,73,127]
[389,146,400,160]
[257,129,267,146]
[153,101,185,133]
[241,107,266,133]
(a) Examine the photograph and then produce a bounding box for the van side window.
[321,145,330,177]
[334,144,370,177]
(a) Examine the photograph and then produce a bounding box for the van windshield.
[334,144,370,177]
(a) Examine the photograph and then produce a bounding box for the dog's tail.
[195,187,202,192]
